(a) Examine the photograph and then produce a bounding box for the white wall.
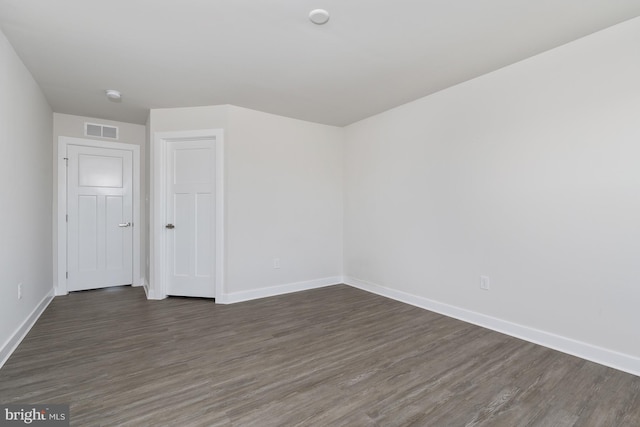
[0,29,53,359]
[52,113,147,288]
[150,106,229,134]
[225,106,343,295]
[344,17,640,360]
[148,105,343,300]
[144,115,151,283]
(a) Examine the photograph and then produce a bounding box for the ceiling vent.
[85,122,119,140]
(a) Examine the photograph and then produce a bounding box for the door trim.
[150,129,225,300]
[56,137,141,295]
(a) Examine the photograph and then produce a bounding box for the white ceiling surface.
[1,1,639,126]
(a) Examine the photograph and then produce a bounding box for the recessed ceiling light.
[309,9,330,25]
[105,89,121,101]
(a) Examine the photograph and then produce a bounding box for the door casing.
[56,136,141,295]
[150,129,225,300]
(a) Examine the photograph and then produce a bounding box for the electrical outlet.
[18,283,23,300]
[480,276,490,290]
[273,258,280,269]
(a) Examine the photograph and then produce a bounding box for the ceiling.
[1,1,639,126]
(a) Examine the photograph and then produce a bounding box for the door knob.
[166,224,175,229]
[118,222,132,227]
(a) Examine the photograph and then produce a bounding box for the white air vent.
[85,122,119,140]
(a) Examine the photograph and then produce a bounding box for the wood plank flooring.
[1,285,639,426]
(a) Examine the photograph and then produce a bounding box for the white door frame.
[150,129,224,300]
[56,136,141,295]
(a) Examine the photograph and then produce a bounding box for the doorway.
[150,130,224,300]
[57,137,141,295]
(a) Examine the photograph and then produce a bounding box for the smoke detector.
[309,9,330,25]
[105,89,121,101]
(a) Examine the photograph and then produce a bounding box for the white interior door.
[67,145,133,291]
[165,138,216,298]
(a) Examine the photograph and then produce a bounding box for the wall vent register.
[85,122,119,140]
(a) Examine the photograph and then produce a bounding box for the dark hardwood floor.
[0,285,639,426]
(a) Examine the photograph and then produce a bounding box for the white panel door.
[166,138,215,297]
[67,145,133,291]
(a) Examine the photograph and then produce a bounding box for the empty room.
[1,1,639,425]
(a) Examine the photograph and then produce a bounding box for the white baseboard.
[143,280,165,300]
[142,280,150,298]
[344,276,640,377]
[218,276,343,304]
[0,289,55,370]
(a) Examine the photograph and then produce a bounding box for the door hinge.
[66,272,69,279]
[66,214,68,223]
